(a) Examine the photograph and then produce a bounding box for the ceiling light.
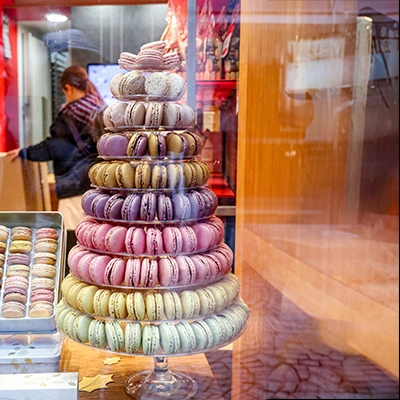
[46,13,68,23]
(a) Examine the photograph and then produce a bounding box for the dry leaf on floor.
[79,374,114,392]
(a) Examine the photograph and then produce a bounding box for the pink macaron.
[139,258,158,287]
[124,258,141,287]
[158,256,179,286]
[125,226,146,254]
[190,254,211,283]
[163,226,183,254]
[89,254,112,285]
[175,255,196,285]
[30,289,55,304]
[77,253,98,281]
[180,225,198,253]
[105,226,128,253]
[193,223,215,251]
[35,227,59,241]
[146,227,163,255]
[92,223,114,251]
[104,257,126,286]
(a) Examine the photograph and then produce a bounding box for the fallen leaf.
[103,357,121,366]
[79,374,114,393]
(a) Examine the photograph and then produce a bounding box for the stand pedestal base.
[124,357,198,399]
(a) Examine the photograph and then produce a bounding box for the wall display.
[55,40,249,399]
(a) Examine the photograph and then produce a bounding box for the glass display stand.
[125,356,197,399]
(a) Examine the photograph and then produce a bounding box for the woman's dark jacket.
[19,95,105,199]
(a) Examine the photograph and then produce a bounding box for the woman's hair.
[60,65,102,100]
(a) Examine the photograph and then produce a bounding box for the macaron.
[180,226,198,253]
[122,193,142,221]
[144,291,164,321]
[135,162,151,189]
[166,163,184,188]
[34,238,58,254]
[126,291,145,320]
[125,226,146,254]
[11,226,32,241]
[125,322,142,353]
[33,252,57,266]
[0,225,9,242]
[35,227,59,241]
[31,263,55,279]
[105,226,128,253]
[175,321,196,352]
[104,257,126,286]
[77,285,99,314]
[142,324,160,355]
[30,277,55,291]
[144,72,170,96]
[166,131,188,158]
[162,226,183,254]
[175,255,196,285]
[159,322,180,354]
[166,72,186,99]
[6,253,30,266]
[150,164,167,189]
[145,102,163,127]
[172,192,191,220]
[1,301,26,318]
[30,288,55,304]
[108,292,128,319]
[6,264,31,278]
[116,162,136,188]
[180,290,200,319]
[157,193,173,221]
[162,290,182,320]
[148,133,167,157]
[119,71,145,97]
[104,194,125,220]
[88,319,107,349]
[103,102,128,131]
[146,228,163,255]
[125,102,146,127]
[126,132,148,157]
[9,240,32,254]
[124,258,142,287]
[139,258,158,287]
[195,287,216,316]
[140,192,157,221]
[72,314,94,343]
[93,288,112,317]
[28,301,54,318]
[89,254,112,285]
[204,315,226,347]
[191,320,214,350]
[158,256,179,286]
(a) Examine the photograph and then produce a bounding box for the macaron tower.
[55,40,249,399]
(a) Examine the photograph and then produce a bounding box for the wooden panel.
[233,0,399,396]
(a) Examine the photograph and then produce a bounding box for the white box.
[0,332,63,374]
[0,372,78,399]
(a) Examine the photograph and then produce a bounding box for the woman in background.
[7,65,106,253]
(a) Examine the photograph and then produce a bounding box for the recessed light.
[46,13,68,23]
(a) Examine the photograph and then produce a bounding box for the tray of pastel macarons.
[55,273,250,356]
[0,212,66,333]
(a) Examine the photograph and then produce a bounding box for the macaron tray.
[0,212,65,333]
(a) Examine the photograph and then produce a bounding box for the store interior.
[0,0,398,399]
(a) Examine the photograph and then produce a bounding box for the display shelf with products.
[55,40,249,400]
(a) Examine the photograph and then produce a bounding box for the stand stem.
[124,356,198,399]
